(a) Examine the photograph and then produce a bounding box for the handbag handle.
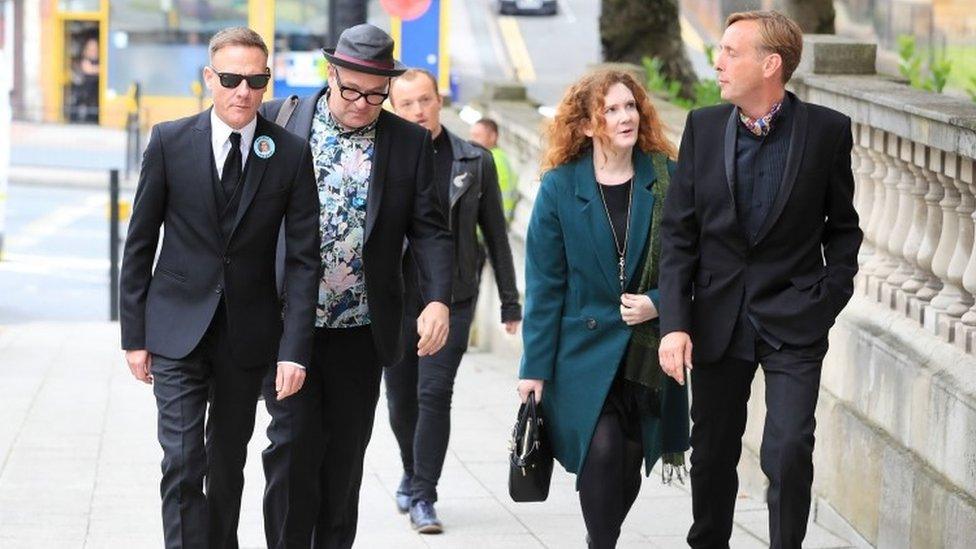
[513,393,542,466]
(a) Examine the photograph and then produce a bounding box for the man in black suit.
[259,24,453,548]
[658,11,862,549]
[120,28,320,549]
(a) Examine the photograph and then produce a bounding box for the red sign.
[380,0,432,21]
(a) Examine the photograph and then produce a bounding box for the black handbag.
[508,393,554,502]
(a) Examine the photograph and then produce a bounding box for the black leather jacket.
[406,128,521,322]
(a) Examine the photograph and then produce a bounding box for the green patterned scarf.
[621,152,685,474]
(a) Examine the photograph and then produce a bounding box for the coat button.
[586,318,597,330]
[223,256,231,265]
[215,285,223,294]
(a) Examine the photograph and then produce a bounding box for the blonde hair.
[540,69,676,174]
[390,68,439,106]
[726,11,803,84]
[209,27,268,62]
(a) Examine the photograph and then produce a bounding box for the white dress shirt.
[210,109,256,178]
[209,110,305,373]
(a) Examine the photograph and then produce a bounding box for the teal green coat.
[519,149,690,482]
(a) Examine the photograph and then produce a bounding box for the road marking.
[479,0,514,80]
[497,16,537,83]
[6,194,107,250]
[681,14,707,54]
[560,0,577,24]
[1,252,109,271]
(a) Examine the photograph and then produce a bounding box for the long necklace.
[597,179,633,291]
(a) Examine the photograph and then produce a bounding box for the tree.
[775,0,835,34]
[599,0,697,99]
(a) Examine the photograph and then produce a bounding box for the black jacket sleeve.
[277,142,322,367]
[477,149,522,322]
[120,125,167,350]
[822,116,863,317]
[659,111,700,336]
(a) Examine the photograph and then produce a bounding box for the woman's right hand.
[517,379,545,403]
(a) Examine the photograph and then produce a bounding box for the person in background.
[517,69,690,549]
[387,68,522,534]
[470,118,518,224]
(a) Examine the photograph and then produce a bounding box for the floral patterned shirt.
[309,94,376,328]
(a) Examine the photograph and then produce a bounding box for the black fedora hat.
[323,24,407,77]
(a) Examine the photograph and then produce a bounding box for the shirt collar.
[210,108,257,151]
[738,96,787,137]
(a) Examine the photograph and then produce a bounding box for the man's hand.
[275,362,306,400]
[504,320,521,335]
[517,379,544,403]
[620,293,659,325]
[417,301,450,356]
[125,349,153,384]
[658,331,693,385]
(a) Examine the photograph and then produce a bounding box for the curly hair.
[540,69,677,174]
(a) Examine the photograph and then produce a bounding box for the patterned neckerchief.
[738,100,783,137]
[309,93,377,328]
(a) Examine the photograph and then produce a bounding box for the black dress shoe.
[396,473,412,514]
[409,500,443,534]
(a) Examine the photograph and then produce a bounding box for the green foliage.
[967,77,976,104]
[924,55,952,93]
[898,34,954,94]
[642,55,722,110]
[898,35,923,87]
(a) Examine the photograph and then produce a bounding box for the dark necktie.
[221,132,242,199]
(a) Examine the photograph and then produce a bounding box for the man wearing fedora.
[260,23,452,548]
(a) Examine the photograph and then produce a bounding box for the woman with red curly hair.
[516,69,690,548]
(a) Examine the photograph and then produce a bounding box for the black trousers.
[262,325,382,549]
[150,302,267,549]
[384,298,476,503]
[686,337,827,549]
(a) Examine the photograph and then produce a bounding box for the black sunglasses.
[333,68,389,106]
[209,67,271,90]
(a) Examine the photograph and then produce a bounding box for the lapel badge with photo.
[253,135,275,159]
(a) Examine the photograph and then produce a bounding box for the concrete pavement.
[0,322,854,548]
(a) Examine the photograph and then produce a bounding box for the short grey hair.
[208,27,268,63]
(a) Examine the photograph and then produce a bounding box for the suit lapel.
[624,151,656,286]
[364,112,390,244]
[291,87,324,137]
[228,116,271,243]
[724,107,738,211]
[191,110,221,238]
[754,95,808,245]
[575,153,623,293]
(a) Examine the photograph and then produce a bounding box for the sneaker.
[395,473,412,514]
[409,500,443,534]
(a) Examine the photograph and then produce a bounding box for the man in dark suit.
[658,11,863,549]
[259,24,453,548]
[120,27,320,549]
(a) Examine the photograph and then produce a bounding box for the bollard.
[110,169,120,321]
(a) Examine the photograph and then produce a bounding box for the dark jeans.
[384,297,476,503]
[686,337,827,549]
[150,303,266,549]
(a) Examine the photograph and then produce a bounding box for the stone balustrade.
[793,68,976,353]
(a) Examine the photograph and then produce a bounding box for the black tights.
[578,410,644,549]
